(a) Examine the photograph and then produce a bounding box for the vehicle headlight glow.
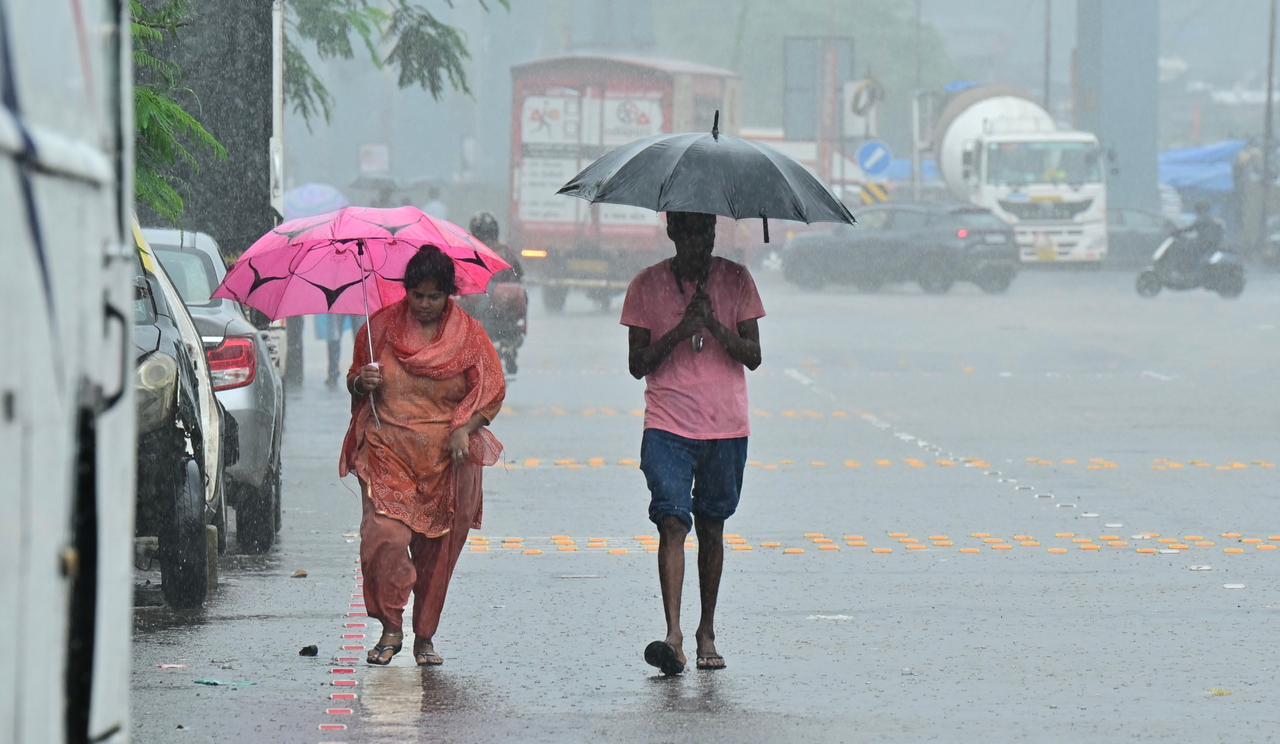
[135,352,178,433]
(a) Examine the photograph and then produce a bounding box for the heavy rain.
[7,1,1280,742]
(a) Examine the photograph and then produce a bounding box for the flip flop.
[366,636,402,666]
[644,640,685,676]
[696,653,726,670]
[414,642,444,666]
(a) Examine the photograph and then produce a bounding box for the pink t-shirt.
[620,257,765,440]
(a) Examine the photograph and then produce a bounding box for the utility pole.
[912,0,923,202]
[1044,0,1052,110]
[1260,0,1277,254]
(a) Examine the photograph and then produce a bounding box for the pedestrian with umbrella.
[214,206,511,666]
[559,112,853,675]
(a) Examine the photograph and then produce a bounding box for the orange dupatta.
[339,299,505,534]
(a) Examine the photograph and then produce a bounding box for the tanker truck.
[934,86,1107,264]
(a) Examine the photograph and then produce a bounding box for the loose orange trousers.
[359,465,480,637]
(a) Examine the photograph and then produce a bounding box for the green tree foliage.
[287,1,509,128]
[132,0,227,223]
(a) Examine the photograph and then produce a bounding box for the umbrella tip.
[712,110,720,141]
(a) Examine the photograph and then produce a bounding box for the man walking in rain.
[621,211,765,675]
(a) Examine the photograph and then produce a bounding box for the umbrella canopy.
[557,113,854,241]
[213,206,510,321]
[284,182,350,219]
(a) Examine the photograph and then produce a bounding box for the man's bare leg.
[693,516,726,668]
[656,516,689,669]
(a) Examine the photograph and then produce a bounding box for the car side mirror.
[135,276,159,318]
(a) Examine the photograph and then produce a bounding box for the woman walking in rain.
[340,246,506,666]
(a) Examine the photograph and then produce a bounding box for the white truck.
[934,86,1108,264]
[1,1,134,742]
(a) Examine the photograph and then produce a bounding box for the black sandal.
[367,632,403,666]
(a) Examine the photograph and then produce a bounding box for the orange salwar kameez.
[340,299,504,637]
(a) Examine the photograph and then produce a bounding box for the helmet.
[469,211,500,243]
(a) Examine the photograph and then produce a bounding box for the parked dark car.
[147,228,285,552]
[783,204,1019,294]
[133,253,234,609]
[1107,208,1178,267]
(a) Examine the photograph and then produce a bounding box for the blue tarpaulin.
[1158,140,1245,193]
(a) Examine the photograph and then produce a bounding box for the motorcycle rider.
[466,211,527,373]
[1165,202,1223,276]
[469,211,522,283]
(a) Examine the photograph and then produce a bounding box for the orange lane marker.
[991,544,1012,551]
[783,548,805,555]
[803,532,825,538]
[1080,544,1102,552]
[1054,533,1074,539]
[819,545,839,552]
[1221,532,1243,539]
[844,535,865,541]
[608,549,628,555]
[932,541,954,548]
[1135,548,1158,555]
[958,548,981,555]
[871,548,894,554]
[1071,538,1092,544]
[888,532,909,538]
[1099,535,1121,541]
[734,545,755,552]
[1012,535,1033,542]
[523,549,543,556]
[1241,538,1263,545]
[760,542,782,549]
[1019,541,1041,547]
[1256,544,1278,552]
[1224,548,1245,555]
[813,537,834,544]
[982,537,1005,544]
[1047,548,1069,555]
[1106,541,1129,548]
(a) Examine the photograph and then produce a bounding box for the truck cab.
[968,132,1108,263]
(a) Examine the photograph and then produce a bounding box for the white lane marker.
[1142,370,1175,382]
[784,367,818,388]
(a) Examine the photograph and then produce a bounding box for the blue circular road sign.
[856,140,893,177]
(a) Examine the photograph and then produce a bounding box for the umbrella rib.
[739,138,812,222]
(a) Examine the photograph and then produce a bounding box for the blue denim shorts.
[640,429,748,529]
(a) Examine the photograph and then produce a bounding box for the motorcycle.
[1135,235,1245,299]
[464,280,527,375]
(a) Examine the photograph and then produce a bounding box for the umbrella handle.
[358,240,382,429]
[760,210,770,244]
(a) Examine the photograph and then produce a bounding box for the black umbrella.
[557,112,854,242]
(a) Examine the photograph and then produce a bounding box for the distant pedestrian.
[422,186,449,221]
[340,246,506,666]
[621,211,765,674]
[315,314,362,389]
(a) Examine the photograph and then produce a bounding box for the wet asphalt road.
[132,268,1280,742]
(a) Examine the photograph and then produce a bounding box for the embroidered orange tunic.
[340,299,504,537]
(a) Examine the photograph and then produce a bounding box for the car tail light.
[956,228,970,239]
[207,336,257,391]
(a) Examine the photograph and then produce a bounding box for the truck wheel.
[236,478,277,553]
[542,286,568,313]
[160,458,209,609]
[917,258,954,294]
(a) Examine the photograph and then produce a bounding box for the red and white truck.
[509,54,742,311]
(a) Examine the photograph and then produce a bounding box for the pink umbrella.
[214,206,509,319]
[214,206,510,425]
